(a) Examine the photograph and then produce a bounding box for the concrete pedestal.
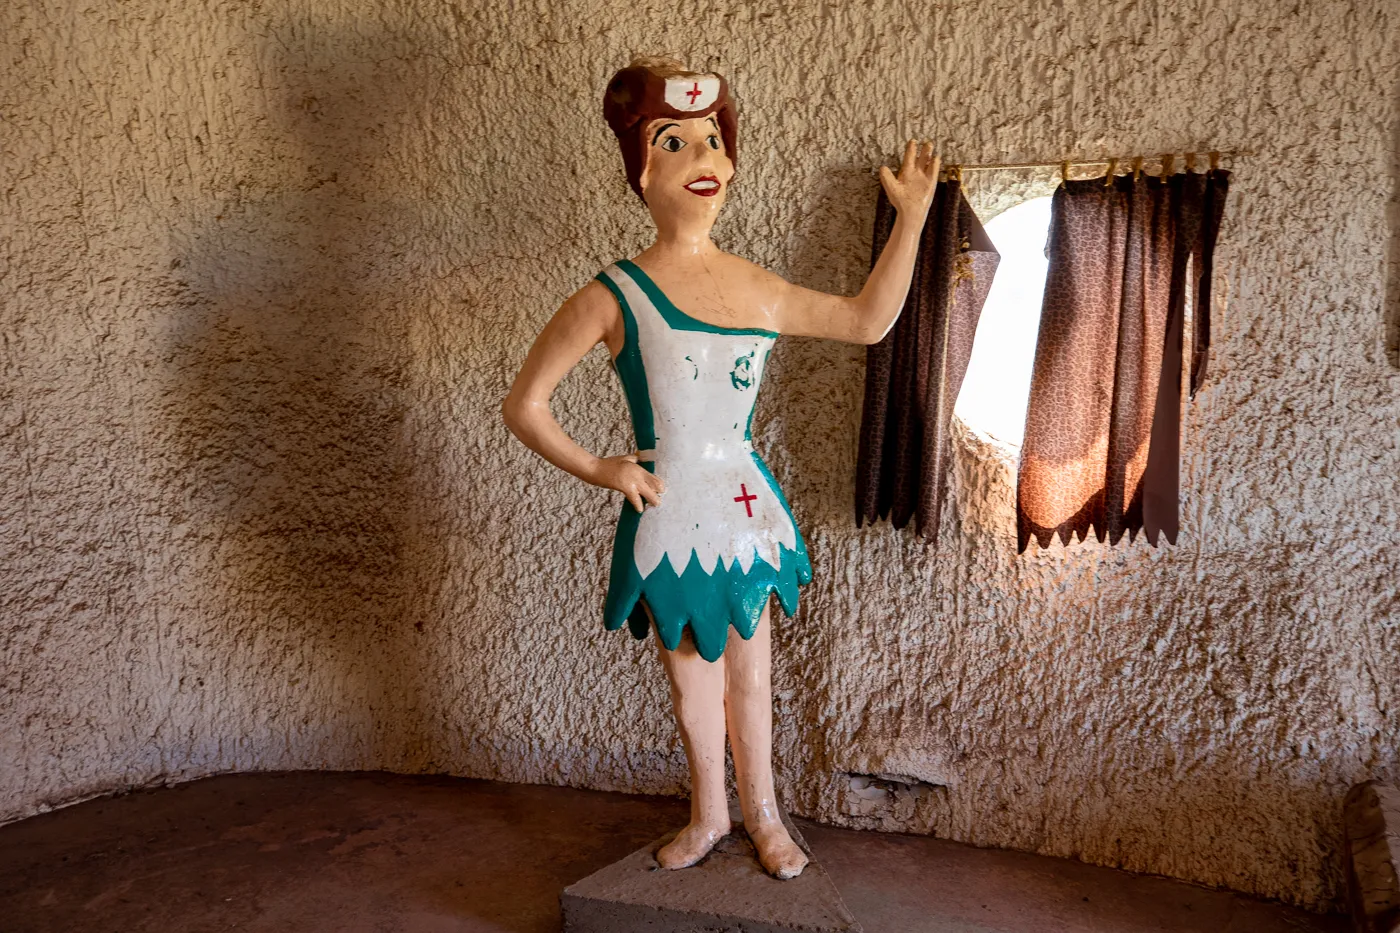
[561,809,862,933]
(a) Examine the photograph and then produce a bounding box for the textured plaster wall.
[4,0,1399,913]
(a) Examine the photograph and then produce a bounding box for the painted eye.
[707,135,720,150]
[661,136,686,152]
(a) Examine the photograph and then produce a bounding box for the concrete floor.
[0,771,1347,933]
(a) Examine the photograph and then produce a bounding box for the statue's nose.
[694,153,725,182]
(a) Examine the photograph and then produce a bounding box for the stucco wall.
[4,0,1399,913]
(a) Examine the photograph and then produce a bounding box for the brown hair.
[602,56,739,202]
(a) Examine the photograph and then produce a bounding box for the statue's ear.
[637,148,652,199]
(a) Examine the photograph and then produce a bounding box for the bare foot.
[747,820,808,880]
[656,819,732,869]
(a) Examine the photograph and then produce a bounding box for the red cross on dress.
[733,483,757,518]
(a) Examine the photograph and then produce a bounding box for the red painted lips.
[684,175,721,197]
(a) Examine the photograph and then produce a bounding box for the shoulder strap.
[597,262,665,334]
[593,263,658,451]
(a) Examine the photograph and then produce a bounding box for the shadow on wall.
[154,22,445,770]
[1387,66,1399,367]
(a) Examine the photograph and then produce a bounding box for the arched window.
[953,196,1053,450]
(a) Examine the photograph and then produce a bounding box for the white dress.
[594,259,812,662]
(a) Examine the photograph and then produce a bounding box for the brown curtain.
[1191,169,1230,395]
[1017,168,1230,552]
[856,179,1000,541]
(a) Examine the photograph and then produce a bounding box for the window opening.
[953,195,1053,450]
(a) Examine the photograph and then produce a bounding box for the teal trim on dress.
[597,267,662,640]
[603,536,813,663]
[616,259,780,338]
[595,270,656,449]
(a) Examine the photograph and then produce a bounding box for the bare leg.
[725,603,808,880]
[654,613,732,869]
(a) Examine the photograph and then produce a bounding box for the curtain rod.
[940,149,1245,179]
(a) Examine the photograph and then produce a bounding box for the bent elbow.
[847,302,895,345]
[501,393,525,438]
[857,323,891,346]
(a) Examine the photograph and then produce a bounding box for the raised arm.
[774,140,941,344]
[502,281,665,513]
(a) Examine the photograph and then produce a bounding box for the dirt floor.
[0,771,1348,932]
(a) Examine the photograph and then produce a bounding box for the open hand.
[591,452,664,512]
[879,139,941,220]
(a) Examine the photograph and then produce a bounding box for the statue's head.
[603,56,738,225]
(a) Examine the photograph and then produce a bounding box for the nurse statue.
[503,56,939,880]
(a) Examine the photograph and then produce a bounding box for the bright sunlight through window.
[953,196,1053,450]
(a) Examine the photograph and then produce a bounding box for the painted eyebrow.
[651,122,680,145]
[706,115,719,132]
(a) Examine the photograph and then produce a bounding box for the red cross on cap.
[664,75,720,111]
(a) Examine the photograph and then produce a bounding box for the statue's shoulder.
[718,251,789,296]
[591,257,626,278]
[559,273,619,320]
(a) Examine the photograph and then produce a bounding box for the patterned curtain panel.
[856,179,1000,541]
[1016,168,1231,552]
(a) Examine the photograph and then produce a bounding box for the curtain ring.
[1061,160,1070,183]
[1161,153,1175,178]
[1132,156,1143,181]
[1209,150,1220,171]
[1105,158,1117,186]
[1185,151,1197,172]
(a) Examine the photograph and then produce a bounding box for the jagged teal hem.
[603,506,813,663]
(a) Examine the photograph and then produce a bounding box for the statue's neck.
[649,215,718,260]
